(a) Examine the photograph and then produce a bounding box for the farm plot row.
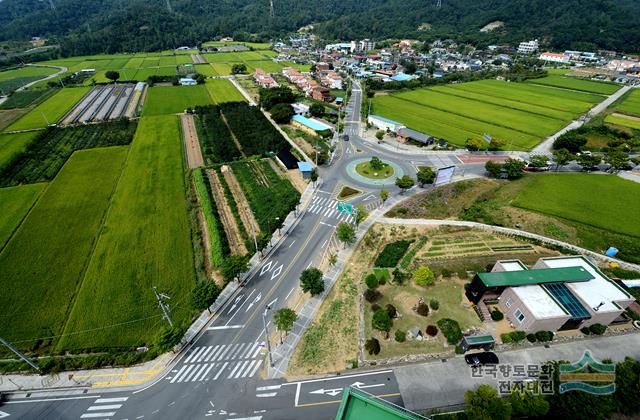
[0,66,59,94]
[524,75,620,95]
[0,119,137,187]
[614,89,640,116]
[142,80,243,116]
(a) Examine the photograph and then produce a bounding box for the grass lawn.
[0,147,129,350]
[605,114,640,130]
[5,87,90,131]
[0,183,46,248]
[142,85,213,116]
[58,116,195,351]
[355,161,395,179]
[512,173,640,238]
[525,75,620,95]
[205,79,245,104]
[0,132,39,170]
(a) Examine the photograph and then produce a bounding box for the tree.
[395,175,415,193]
[365,273,379,289]
[300,267,324,296]
[190,281,221,312]
[336,222,356,247]
[395,329,406,342]
[375,130,385,141]
[503,158,526,179]
[552,148,574,170]
[355,204,368,225]
[487,138,506,151]
[221,254,250,282]
[576,154,601,170]
[465,385,512,420]
[385,303,397,318]
[413,266,435,286]
[365,338,380,355]
[194,73,206,84]
[231,63,247,74]
[372,308,392,332]
[369,156,384,170]
[466,137,485,151]
[614,357,640,415]
[403,61,417,74]
[485,160,503,178]
[380,189,389,203]
[270,103,294,123]
[509,389,550,418]
[309,103,324,117]
[273,308,297,343]
[310,168,318,185]
[604,150,630,172]
[328,253,337,266]
[416,167,436,187]
[553,133,587,152]
[392,267,407,284]
[259,86,296,110]
[105,70,120,83]
[528,155,549,168]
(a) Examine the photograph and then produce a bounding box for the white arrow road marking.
[245,292,262,312]
[363,194,376,201]
[309,388,343,397]
[260,261,273,276]
[267,297,278,307]
[270,264,283,280]
[227,294,244,314]
[351,381,385,390]
[0,411,9,419]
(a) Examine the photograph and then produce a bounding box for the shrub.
[364,273,379,289]
[371,303,381,312]
[501,333,513,343]
[455,345,464,354]
[429,299,439,310]
[437,318,462,344]
[365,338,380,355]
[510,331,527,342]
[395,330,406,342]
[535,330,554,342]
[490,309,504,321]
[413,265,435,287]
[374,240,413,267]
[385,304,397,319]
[581,326,591,335]
[526,333,537,343]
[372,309,392,332]
[589,323,607,335]
[416,302,430,316]
[426,325,438,336]
[364,288,381,302]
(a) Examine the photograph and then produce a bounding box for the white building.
[367,115,405,132]
[518,39,539,54]
[539,52,569,63]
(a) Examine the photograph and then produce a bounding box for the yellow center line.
[295,393,401,408]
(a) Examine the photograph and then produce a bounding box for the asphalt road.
[0,79,582,420]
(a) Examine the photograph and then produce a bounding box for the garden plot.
[206,169,247,255]
[60,83,145,125]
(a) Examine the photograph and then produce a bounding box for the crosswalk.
[307,196,353,223]
[168,342,265,384]
[80,396,128,419]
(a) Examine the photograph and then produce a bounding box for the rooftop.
[292,114,332,131]
[368,114,403,126]
[477,266,593,288]
[512,285,570,318]
[336,387,425,420]
[462,335,495,345]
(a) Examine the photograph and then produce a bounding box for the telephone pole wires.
[153,287,173,327]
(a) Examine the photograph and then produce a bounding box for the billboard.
[435,165,456,185]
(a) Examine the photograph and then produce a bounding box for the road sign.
[337,201,353,214]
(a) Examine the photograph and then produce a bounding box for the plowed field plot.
[207,169,247,255]
[180,113,204,168]
[222,165,261,238]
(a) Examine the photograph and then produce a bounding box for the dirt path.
[221,165,261,237]
[206,169,248,255]
[191,53,206,64]
[180,113,205,168]
[219,112,246,157]
[611,112,640,122]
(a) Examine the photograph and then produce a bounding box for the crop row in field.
[605,114,640,130]
[0,147,129,350]
[613,89,640,117]
[203,51,273,63]
[512,173,640,238]
[195,105,242,164]
[5,87,90,131]
[229,160,300,237]
[143,85,213,116]
[194,168,229,267]
[0,183,46,248]
[205,79,245,104]
[524,75,620,95]
[0,88,56,110]
[57,116,195,351]
[0,119,137,187]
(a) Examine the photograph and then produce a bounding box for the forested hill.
[1,0,639,55]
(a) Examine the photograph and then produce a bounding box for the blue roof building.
[292,114,332,133]
[297,161,313,179]
[390,72,413,82]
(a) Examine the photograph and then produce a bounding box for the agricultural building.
[367,114,404,133]
[467,256,634,332]
[179,77,197,86]
[297,161,313,179]
[292,114,332,135]
[397,127,433,145]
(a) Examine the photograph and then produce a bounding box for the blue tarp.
[605,247,619,257]
[297,161,313,172]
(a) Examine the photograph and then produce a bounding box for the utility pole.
[0,337,41,372]
[153,287,173,327]
[262,306,274,367]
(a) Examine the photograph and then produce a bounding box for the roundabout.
[346,157,405,186]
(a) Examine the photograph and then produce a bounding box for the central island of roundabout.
[346,157,405,186]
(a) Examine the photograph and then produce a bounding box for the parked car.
[524,161,550,172]
[465,351,499,367]
[341,134,349,141]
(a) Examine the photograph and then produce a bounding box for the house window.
[514,309,525,323]
[505,297,513,308]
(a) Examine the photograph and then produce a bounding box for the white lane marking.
[227,361,243,379]
[284,369,394,386]
[225,417,261,420]
[207,325,243,330]
[214,344,232,361]
[242,342,259,359]
[205,344,222,361]
[319,222,335,228]
[94,397,128,403]
[213,362,229,380]
[270,264,283,280]
[87,404,122,410]
[241,360,260,377]
[199,363,217,381]
[256,392,277,398]
[285,288,295,300]
[220,343,239,360]
[226,289,255,325]
[251,343,264,358]
[330,209,339,218]
[185,346,206,364]
[322,207,332,217]
[257,384,282,391]
[170,365,189,383]
[175,364,195,383]
[229,343,248,360]
[260,260,273,276]
[267,297,278,307]
[81,413,116,419]
[308,204,317,213]
[197,346,214,362]
[306,261,313,269]
[247,359,263,378]
[288,240,296,248]
[231,360,251,379]
[6,396,99,404]
[189,364,210,382]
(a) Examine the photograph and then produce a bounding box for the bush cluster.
[501,330,527,343]
[437,318,462,344]
[374,240,414,268]
[395,330,406,342]
[416,302,430,316]
[426,325,438,336]
[490,309,504,321]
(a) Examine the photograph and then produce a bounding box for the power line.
[153,287,174,327]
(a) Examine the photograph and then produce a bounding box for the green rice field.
[142,85,213,116]
[205,79,245,103]
[0,147,129,349]
[5,87,90,131]
[525,75,620,95]
[613,89,640,117]
[0,183,46,248]
[0,132,39,171]
[58,116,195,350]
[605,114,640,129]
[371,79,608,150]
[512,173,640,238]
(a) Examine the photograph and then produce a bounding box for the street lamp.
[262,305,274,367]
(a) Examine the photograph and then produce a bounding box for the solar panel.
[544,283,591,320]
